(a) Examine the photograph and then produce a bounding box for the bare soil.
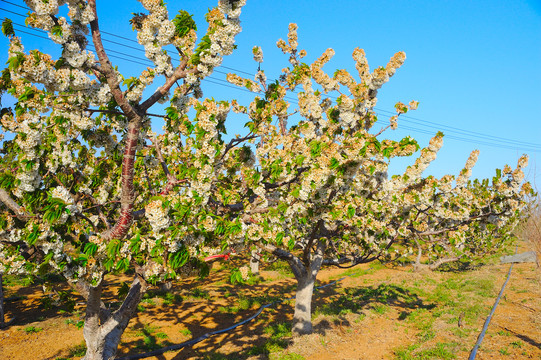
[1,245,539,360]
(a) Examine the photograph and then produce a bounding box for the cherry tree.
[220,25,531,335]
[386,149,531,271]
[0,0,251,358]
[0,3,531,359]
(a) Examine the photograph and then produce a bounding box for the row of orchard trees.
[0,1,532,359]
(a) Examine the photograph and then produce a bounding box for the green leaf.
[276,232,284,246]
[104,258,114,272]
[7,53,25,70]
[169,248,189,269]
[346,205,355,219]
[53,58,65,70]
[106,239,121,258]
[51,24,63,37]
[172,10,197,38]
[84,243,98,256]
[287,237,295,250]
[1,18,14,37]
[191,34,211,65]
[27,224,39,245]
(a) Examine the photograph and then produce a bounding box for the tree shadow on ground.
[115,273,298,360]
[1,274,86,328]
[116,272,437,360]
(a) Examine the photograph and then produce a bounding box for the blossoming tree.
[221,25,531,335]
[0,0,251,358]
[401,154,530,271]
[0,3,531,359]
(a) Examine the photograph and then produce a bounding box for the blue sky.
[1,0,540,187]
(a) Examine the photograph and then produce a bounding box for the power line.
[0,7,539,153]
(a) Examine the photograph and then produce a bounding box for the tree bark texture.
[250,249,260,275]
[292,271,316,335]
[290,240,326,336]
[0,274,4,327]
[82,275,147,360]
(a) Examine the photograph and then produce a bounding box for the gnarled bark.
[258,240,326,336]
[0,274,4,327]
[82,274,147,360]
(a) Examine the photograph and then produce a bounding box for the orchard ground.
[1,241,539,360]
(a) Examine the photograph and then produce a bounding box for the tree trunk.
[0,274,4,327]
[250,249,260,275]
[290,240,325,336]
[82,274,147,360]
[257,240,326,336]
[292,271,317,335]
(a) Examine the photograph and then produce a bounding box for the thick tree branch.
[0,188,31,221]
[89,1,139,121]
[83,281,103,345]
[102,273,147,335]
[70,280,111,323]
[139,65,192,112]
[90,0,145,241]
[256,243,306,280]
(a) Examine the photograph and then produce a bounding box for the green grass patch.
[395,342,457,360]
[179,328,192,336]
[23,326,43,334]
[189,287,210,300]
[65,318,84,329]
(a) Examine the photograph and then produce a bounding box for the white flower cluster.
[63,40,95,69]
[136,0,175,76]
[196,1,246,77]
[10,113,44,197]
[66,0,95,25]
[7,36,93,95]
[24,0,61,16]
[401,134,443,185]
[456,150,479,187]
[145,200,170,233]
[239,265,249,280]
[126,69,156,102]
[51,185,82,222]
[252,46,264,63]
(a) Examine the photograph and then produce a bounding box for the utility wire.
[1,7,539,152]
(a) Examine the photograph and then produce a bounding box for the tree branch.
[256,243,306,280]
[139,66,192,112]
[90,0,145,241]
[0,188,31,221]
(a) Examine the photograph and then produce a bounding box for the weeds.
[510,340,523,348]
[134,323,170,351]
[179,328,192,336]
[68,342,86,357]
[190,287,210,300]
[23,326,43,334]
[65,318,84,329]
